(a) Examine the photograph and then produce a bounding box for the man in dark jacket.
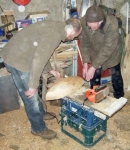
[0,18,82,139]
[79,5,124,99]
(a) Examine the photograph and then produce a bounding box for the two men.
[80,5,124,98]
[0,5,124,140]
[0,18,82,139]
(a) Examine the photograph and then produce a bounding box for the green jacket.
[0,20,66,89]
[79,14,122,71]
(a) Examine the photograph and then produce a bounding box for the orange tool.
[85,85,110,103]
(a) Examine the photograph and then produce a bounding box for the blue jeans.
[4,63,47,132]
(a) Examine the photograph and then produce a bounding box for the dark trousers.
[90,63,124,99]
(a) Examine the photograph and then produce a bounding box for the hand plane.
[85,85,110,103]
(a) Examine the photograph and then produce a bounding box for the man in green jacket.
[0,18,82,139]
[79,5,124,99]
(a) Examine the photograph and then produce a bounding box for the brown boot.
[31,129,57,139]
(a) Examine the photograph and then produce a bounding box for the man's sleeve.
[79,17,91,64]
[28,30,61,89]
[28,42,54,89]
[92,16,120,69]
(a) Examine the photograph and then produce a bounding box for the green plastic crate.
[61,115,107,148]
[60,97,108,148]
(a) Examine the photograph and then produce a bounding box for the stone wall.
[92,0,130,32]
[0,0,129,32]
[0,0,63,26]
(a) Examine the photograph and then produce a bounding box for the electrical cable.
[38,77,88,125]
[0,5,13,36]
[40,96,88,125]
[40,97,59,123]
[40,92,89,125]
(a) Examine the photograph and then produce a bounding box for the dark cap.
[85,6,104,22]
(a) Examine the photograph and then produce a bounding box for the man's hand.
[82,63,89,79]
[86,66,96,81]
[49,70,60,80]
[25,88,37,98]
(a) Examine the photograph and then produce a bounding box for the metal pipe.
[126,2,129,34]
[79,0,91,18]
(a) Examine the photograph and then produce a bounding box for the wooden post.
[121,34,130,91]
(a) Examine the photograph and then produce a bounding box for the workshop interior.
[0,0,130,149]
